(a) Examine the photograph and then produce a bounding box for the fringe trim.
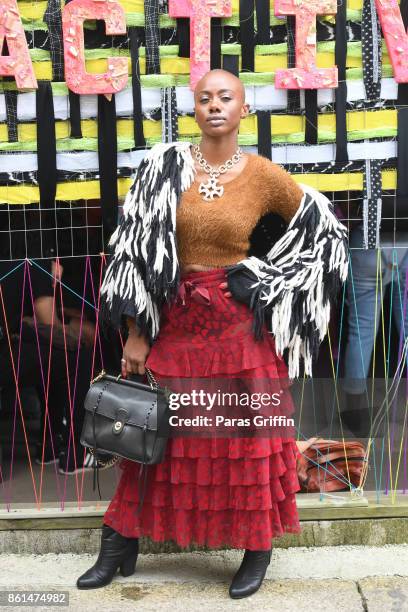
[227,185,349,379]
[99,141,195,341]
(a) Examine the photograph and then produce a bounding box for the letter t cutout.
[169,0,232,90]
[275,0,338,89]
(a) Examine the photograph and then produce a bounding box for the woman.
[77,69,348,598]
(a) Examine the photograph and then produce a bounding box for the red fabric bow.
[177,280,211,306]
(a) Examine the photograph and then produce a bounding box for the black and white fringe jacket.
[100,141,349,379]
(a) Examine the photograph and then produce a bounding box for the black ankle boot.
[76,525,139,589]
[229,549,271,599]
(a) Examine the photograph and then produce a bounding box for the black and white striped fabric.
[161,87,178,143]
[144,0,161,74]
[361,0,383,248]
[286,16,301,113]
[44,0,64,82]
[363,159,382,249]
[5,91,18,143]
[362,0,382,100]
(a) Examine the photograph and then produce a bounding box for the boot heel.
[120,552,138,577]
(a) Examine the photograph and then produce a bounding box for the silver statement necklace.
[193,144,243,202]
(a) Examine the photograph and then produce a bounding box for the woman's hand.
[121,329,151,378]
[218,282,232,298]
[51,260,63,288]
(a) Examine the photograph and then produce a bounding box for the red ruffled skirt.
[103,268,301,550]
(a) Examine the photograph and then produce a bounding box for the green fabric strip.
[27,40,389,64]
[27,40,393,64]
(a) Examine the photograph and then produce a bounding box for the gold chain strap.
[88,448,120,468]
[144,367,159,390]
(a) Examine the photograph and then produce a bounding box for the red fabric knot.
[177,280,211,306]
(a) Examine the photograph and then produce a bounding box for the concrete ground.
[1,545,408,611]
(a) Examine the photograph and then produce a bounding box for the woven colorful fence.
[0,0,406,259]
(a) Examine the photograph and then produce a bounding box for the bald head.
[193,69,249,137]
[194,69,246,103]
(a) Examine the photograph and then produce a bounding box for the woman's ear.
[241,103,250,118]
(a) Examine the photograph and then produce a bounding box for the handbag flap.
[84,377,167,431]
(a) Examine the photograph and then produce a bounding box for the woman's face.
[194,71,249,137]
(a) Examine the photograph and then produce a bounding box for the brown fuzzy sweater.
[176,153,304,267]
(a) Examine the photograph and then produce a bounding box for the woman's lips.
[207,117,226,126]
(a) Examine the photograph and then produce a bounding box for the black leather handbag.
[80,368,171,511]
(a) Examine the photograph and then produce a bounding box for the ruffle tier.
[104,437,301,549]
[104,503,300,551]
[146,330,291,380]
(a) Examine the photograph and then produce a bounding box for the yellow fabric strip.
[29,50,391,80]
[292,172,364,191]
[18,0,275,22]
[292,170,396,191]
[19,0,361,22]
[327,109,396,132]
[0,178,133,205]
[0,170,397,205]
[347,0,363,9]
[0,109,397,144]
[270,115,305,135]
[13,118,169,141]
[255,50,390,71]
[31,57,193,80]
[18,1,47,21]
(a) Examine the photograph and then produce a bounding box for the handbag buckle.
[113,408,128,435]
[113,420,124,434]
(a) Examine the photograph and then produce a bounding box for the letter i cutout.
[274,0,338,89]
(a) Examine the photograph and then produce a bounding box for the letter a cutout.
[0,0,37,89]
